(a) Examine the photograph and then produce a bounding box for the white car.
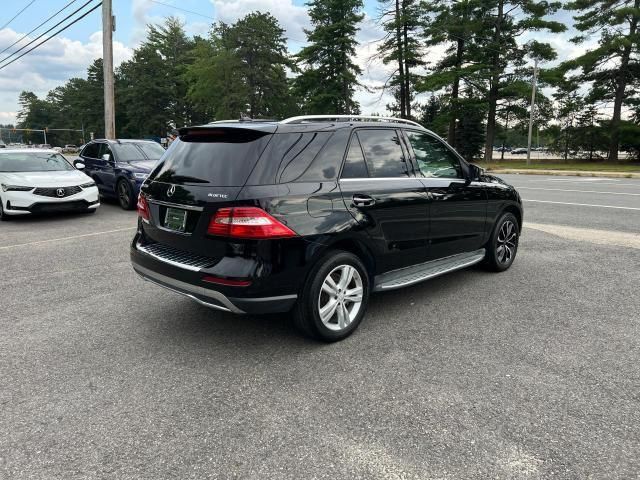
[0,149,99,220]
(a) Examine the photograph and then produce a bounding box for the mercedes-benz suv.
[130,116,523,341]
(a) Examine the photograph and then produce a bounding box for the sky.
[0,0,589,126]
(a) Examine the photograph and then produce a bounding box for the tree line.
[13,0,640,162]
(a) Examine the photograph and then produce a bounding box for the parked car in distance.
[511,147,528,154]
[0,149,99,219]
[130,115,523,341]
[0,140,6,148]
[63,144,78,153]
[76,139,166,210]
[494,146,511,153]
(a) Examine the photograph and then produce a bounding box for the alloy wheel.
[317,264,364,331]
[118,182,130,208]
[496,220,517,265]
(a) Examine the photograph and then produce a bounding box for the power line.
[0,0,81,56]
[0,0,97,67]
[0,2,102,71]
[0,0,37,31]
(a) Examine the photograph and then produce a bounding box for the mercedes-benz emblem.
[56,188,65,197]
[167,185,176,197]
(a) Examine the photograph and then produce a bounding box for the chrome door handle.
[352,195,375,207]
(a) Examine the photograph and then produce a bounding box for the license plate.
[164,207,187,232]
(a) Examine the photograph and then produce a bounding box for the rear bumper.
[130,241,298,314]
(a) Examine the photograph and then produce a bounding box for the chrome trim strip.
[136,243,203,271]
[148,199,204,211]
[132,264,241,313]
[339,177,421,182]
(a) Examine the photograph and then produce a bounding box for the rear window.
[149,129,271,186]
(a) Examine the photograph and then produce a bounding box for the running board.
[373,249,486,291]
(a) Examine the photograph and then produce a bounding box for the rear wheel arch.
[323,238,376,281]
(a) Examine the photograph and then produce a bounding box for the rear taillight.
[137,193,150,221]
[207,207,296,239]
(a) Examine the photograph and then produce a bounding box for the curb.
[487,168,640,179]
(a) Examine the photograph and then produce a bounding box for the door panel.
[404,129,487,259]
[419,178,487,259]
[339,129,430,273]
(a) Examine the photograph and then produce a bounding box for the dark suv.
[77,139,166,209]
[130,116,522,341]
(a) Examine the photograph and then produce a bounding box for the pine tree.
[295,0,364,114]
[564,0,640,161]
[419,0,487,145]
[475,1,565,161]
[377,0,422,118]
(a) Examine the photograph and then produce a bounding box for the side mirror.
[466,163,484,183]
[102,153,112,162]
[75,161,85,170]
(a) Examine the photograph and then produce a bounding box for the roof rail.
[280,115,422,128]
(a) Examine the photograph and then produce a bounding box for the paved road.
[1,178,639,479]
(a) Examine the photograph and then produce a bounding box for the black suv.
[130,116,522,341]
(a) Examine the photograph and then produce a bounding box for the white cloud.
[0,28,132,124]
[211,0,310,43]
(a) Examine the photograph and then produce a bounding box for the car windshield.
[0,152,74,172]
[136,142,165,160]
[112,143,148,162]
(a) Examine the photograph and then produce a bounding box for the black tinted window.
[150,129,271,186]
[277,132,331,183]
[406,131,462,179]
[341,136,368,178]
[298,129,349,182]
[357,129,408,178]
[82,143,99,158]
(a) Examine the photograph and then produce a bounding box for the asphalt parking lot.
[1,174,639,479]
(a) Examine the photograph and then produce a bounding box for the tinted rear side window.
[247,131,342,184]
[277,132,331,183]
[150,129,271,186]
[341,135,369,178]
[357,129,409,178]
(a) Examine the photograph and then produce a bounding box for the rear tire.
[293,250,370,342]
[484,212,519,272]
[117,179,135,210]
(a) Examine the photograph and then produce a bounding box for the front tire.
[293,250,370,342]
[0,199,9,221]
[117,179,135,210]
[484,212,519,272]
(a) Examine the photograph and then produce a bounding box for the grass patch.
[482,161,640,173]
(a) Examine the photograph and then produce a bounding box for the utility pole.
[102,0,115,139]
[526,58,539,166]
